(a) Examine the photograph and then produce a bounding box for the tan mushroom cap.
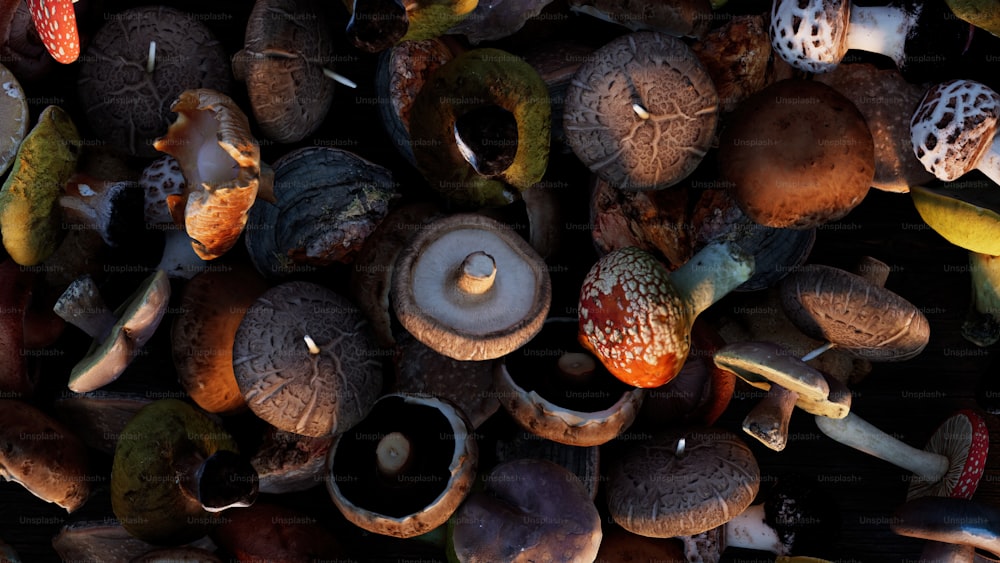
[563,31,718,191]
[606,427,759,538]
[392,213,551,361]
[719,79,874,229]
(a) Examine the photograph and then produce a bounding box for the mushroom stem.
[845,4,920,68]
[974,131,1000,187]
[175,449,259,513]
[743,385,799,452]
[303,335,321,355]
[814,412,950,484]
[53,276,117,341]
[455,251,497,295]
[632,103,650,120]
[375,431,413,478]
[322,68,357,89]
[557,352,597,378]
[799,341,836,362]
[723,502,785,554]
[146,40,156,73]
[669,241,755,318]
[963,251,1000,347]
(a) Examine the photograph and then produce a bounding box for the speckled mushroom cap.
[906,409,989,500]
[780,264,930,362]
[233,281,382,437]
[910,79,1000,182]
[232,0,336,144]
[77,6,231,157]
[769,0,851,73]
[0,63,28,177]
[607,427,759,538]
[392,213,551,361]
[563,31,718,191]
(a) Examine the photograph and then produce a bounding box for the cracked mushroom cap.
[910,79,1000,182]
[769,0,850,73]
[233,281,382,437]
[606,427,760,538]
[563,31,718,191]
[392,213,551,362]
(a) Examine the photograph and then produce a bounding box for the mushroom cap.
[233,281,382,437]
[0,63,28,177]
[326,394,477,538]
[26,0,79,64]
[52,391,152,454]
[130,547,222,563]
[911,79,1000,182]
[76,6,232,157]
[452,458,602,563]
[690,14,775,113]
[140,155,186,226]
[907,409,989,500]
[769,0,850,73]
[566,0,712,38]
[563,31,718,191]
[606,427,759,537]
[232,0,336,143]
[892,495,1000,555]
[53,520,175,563]
[210,503,342,561]
[392,213,551,361]
[250,427,333,495]
[493,431,602,501]
[719,79,874,229]
[67,270,172,393]
[780,264,930,362]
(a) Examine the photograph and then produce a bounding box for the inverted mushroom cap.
[392,213,551,361]
[563,31,718,191]
[606,427,759,537]
[907,409,989,500]
[909,184,1000,257]
[719,79,874,229]
[769,0,850,73]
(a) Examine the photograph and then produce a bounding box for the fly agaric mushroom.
[719,79,874,230]
[910,79,1000,187]
[392,213,551,362]
[892,496,1000,558]
[563,31,718,191]
[578,242,754,389]
[54,271,170,393]
[26,0,79,64]
[815,409,989,500]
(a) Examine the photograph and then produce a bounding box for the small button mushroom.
[250,427,333,494]
[605,428,760,538]
[494,317,645,446]
[719,79,874,230]
[53,271,171,393]
[233,281,382,438]
[53,391,153,454]
[452,458,602,563]
[0,399,90,512]
[76,6,232,158]
[567,0,711,37]
[563,32,718,191]
[392,213,551,361]
[892,496,1000,558]
[578,242,754,389]
[25,0,78,64]
[211,503,342,561]
[326,394,477,538]
[815,409,989,500]
[0,63,27,177]
[911,79,1000,187]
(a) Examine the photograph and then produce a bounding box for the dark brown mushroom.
[250,427,333,494]
[211,503,343,561]
[53,391,152,454]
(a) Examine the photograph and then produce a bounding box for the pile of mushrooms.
[0,0,998,560]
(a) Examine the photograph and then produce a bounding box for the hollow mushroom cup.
[325,394,477,539]
[563,31,719,191]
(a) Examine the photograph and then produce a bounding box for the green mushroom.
[409,48,550,208]
[0,105,81,266]
[111,399,258,545]
[946,0,1000,38]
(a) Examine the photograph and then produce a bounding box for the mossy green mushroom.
[408,48,550,207]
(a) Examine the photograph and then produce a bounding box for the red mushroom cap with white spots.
[27,0,80,64]
[910,80,1000,182]
[907,409,989,501]
[578,246,690,389]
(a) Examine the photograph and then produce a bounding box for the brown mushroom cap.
[76,6,231,157]
[780,264,930,361]
[452,458,602,562]
[233,281,382,437]
[606,427,759,538]
[251,427,333,494]
[563,31,718,191]
[719,79,874,229]
[392,213,551,361]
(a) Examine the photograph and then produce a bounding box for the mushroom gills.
[453,105,519,177]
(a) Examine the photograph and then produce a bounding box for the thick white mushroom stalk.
[845,3,921,69]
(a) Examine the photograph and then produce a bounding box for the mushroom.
[53,271,171,393]
[563,31,718,191]
[595,525,686,562]
[451,458,602,562]
[0,399,90,512]
[391,213,551,362]
[25,0,78,64]
[815,408,989,500]
[232,0,337,143]
[892,496,1000,558]
[76,6,232,157]
[139,155,210,279]
[131,547,222,562]
[232,281,383,438]
[211,502,342,561]
[0,259,36,396]
[326,394,477,538]
[154,89,270,261]
[494,317,645,446]
[0,0,56,82]
[690,14,781,114]
[605,428,760,538]
[966,251,1000,347]
[52,391,153,454]
[344,0,408,52]
[567,0,712,38]
[0,62,27,177]
[111,399,259,545]
[908,183,1000,258]
[250,427,334,494]
[911,79,1000,187]
[60,173,145,249]
[719,79,874,229]
[53,520,216,563]
[578,242,754,389]
[493,430,601,500]
[445,0,559,44]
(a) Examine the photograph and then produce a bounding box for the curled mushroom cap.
[563,31,718,191]
[392,213,551,361]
